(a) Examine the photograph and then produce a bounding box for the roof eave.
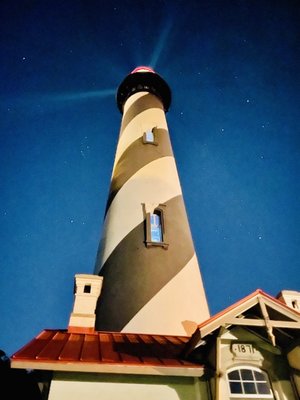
[11,359,205,377]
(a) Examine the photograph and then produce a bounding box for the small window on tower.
[143,128,157,145]
[150,211,163,242]
[144,205,168,248]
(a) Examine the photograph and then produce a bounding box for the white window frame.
[227,366,274,399]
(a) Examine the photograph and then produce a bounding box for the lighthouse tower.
[94,66,209,336]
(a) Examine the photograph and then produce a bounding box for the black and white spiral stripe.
[94,92,209,335]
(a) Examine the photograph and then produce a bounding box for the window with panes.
[227,367,274,398]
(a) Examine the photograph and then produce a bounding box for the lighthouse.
[94,66,209,336]
[10,68,300,400]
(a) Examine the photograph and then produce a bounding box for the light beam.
[47,89,115,102]
[149,19,173,69]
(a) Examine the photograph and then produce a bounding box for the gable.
[184,290,300,357]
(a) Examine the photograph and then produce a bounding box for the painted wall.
[48,372,210,400]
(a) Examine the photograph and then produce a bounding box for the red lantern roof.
[131,66,155,74]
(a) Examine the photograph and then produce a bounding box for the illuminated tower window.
[150,211,162,242]
[143,128,157,145]
[145,206,168,248]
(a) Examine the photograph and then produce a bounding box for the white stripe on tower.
[94,67,209,335]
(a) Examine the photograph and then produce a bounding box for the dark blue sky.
[1,0,299,357]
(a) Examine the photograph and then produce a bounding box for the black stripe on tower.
[95,195,194,331]
[104,128,173,216]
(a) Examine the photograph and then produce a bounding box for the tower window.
[144,205,168,248]
[227,367,274,398]
[150,211,163,242]
[143,128,157,145]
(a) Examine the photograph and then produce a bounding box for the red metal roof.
[11,329,204,376]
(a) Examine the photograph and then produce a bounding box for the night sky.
[1,0,299,357]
